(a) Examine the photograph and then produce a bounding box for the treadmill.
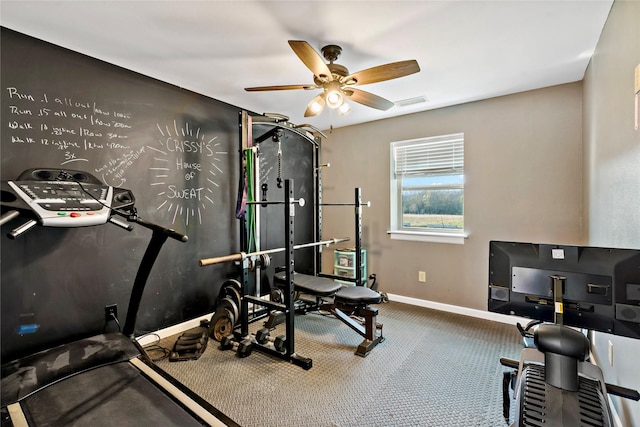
[1,168,237,427]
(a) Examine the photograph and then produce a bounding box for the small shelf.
[333,248,366,286]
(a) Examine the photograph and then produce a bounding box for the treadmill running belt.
[19,362,206,426]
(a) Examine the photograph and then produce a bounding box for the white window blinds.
[392,133,464,177]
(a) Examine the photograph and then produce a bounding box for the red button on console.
[70,212,81,218]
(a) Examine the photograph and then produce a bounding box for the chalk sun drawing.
[149,120,227,225]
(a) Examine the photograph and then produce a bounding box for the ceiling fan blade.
[288,40,333,81]
[345,60,420,86]
[344,88,395,111]
[245,84,314,92]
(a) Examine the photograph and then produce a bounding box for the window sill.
[387,230,467,244]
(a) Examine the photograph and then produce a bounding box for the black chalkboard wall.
[0,27,253,361]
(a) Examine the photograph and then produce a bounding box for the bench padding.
[274,272,381,305]
[274,272,342,296]
[335,286,382,305]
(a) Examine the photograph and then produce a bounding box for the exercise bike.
[489,241,640,426]
[1,168,232,426]
[499,309,639,426]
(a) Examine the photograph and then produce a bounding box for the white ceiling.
[1,0,613,132]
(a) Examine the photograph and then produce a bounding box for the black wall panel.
[1,27,243,361]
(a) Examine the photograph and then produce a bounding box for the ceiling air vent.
[394,96,428,107]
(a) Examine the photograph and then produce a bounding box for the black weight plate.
[222,283,242,312]
[220,296,239,324]
[222,279,242,295]
[223,279,242,294]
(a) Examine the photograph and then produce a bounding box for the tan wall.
[319,82,583,310]
[583,1,640,425]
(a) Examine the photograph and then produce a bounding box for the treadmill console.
[1,168,134,228]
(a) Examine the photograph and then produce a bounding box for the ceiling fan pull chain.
[277,139,283,188]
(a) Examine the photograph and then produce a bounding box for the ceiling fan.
[245,40,420,117]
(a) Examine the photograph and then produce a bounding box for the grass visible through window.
[402,213,463,230]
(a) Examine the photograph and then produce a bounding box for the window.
[389,133,466,244]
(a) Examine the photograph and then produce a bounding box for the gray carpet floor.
[151,301,523,427]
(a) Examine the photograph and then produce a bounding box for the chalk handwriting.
[6,87,35,102]
[9,106,32,115]
[4,86,135,168]
[150,120,227,225]
[94,147,145,186]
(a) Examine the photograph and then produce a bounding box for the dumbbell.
[173,329,208,351]
[220,334,253,357]
[254,327,287,353]
[174,341,205,352]
[179,329,207,341]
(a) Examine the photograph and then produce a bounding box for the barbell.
[320,201,371,207]
[245,198,305,207]
[199,237,350,267]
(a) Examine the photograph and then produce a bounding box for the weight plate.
[222,283,242,312]
[210,307,235,341]
[260,253,271,269]
[271,288,284,303]
[221,296,239,324]
[223,279,242,295]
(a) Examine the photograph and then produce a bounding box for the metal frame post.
[354,188,363,286]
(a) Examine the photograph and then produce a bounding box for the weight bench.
[273,272,384,357]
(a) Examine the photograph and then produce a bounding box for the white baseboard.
[136,312,214,347]
[137,295,528,347]
[385,293,531,326]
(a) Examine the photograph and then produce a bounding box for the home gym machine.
[246,112,385,356]
[200,179,350,369]
[1,168,233,426]
[488,241,640,427]
[199,112,383,368]
[201,184,384,364]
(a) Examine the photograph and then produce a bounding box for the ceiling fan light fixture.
[305,93,326,117]
[338,101,351,116]
[326,89,344,109]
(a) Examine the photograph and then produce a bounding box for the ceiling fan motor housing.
[321,44,342,62]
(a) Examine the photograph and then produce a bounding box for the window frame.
[388,133,467,244]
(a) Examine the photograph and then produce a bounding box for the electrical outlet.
[418,271,426,283]
[105,304,118,322]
